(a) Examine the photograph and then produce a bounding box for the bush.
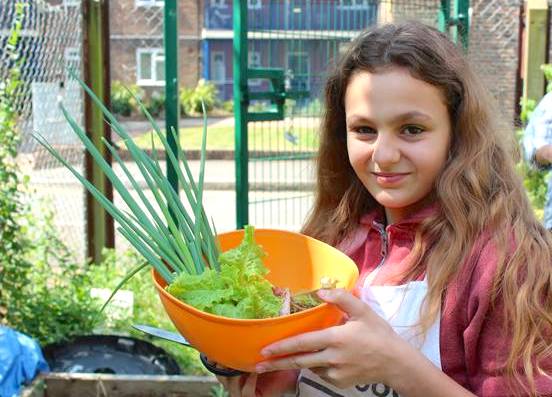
[517,64,552,214]
[111,80,144,117]
[12,206,104,346]
[1,2,34,330]
[180,79,219,116]
[542,64,552,93]
[222,100,233,113]
[145,90,165,118]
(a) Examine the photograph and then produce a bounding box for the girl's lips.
[372,172,410,185]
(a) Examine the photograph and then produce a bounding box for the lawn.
[131,123,320,152]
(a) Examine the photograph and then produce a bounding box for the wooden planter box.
[22,373,220,397]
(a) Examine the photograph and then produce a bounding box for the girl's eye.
[352,126,376,135]
[402,125,424,136]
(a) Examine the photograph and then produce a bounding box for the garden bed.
[22,373,219,397]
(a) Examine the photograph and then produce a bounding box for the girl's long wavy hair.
[302,21,552,395]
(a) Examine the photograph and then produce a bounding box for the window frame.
[248,51,262,87]
[135,0,164,7]
[211,51,227,84]
[286,51,310,91]
[63,0,81,7]
[337,0,369,10]
[210,0,227,8]
[248,0,262,10]
[136,48,166,87]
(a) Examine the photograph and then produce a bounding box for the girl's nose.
[371,133,401,166]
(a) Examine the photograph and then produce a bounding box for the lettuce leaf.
[167,226,282,319]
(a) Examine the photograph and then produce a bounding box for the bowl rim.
[152,228,359,325]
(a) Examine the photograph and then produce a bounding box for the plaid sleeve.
[522,93,552,170]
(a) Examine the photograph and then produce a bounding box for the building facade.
[109,0,202,96]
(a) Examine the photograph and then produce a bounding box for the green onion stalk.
[32,76,220,303]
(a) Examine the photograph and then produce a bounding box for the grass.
[131,124,320,152]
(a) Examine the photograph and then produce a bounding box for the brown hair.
[302,21,552,396]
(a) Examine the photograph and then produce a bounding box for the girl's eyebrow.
[346,111,433,125]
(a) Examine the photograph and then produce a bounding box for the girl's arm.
[389,338,475,397]
[256,289,476,397]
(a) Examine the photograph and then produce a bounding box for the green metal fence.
[233,0,469,230]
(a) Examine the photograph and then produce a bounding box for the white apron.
[296,271,441,397]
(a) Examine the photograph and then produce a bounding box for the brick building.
[109,0,202,95]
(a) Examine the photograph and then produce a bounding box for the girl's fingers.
[256,350,330,373]
[317,288,372,320]
[217,374,248,397]
[261,329,331,358]
[241,373,258,397]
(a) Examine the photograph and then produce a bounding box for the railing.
[204,0,378,31]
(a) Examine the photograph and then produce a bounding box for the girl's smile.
[345,67,452,224]
[371,171,411,186]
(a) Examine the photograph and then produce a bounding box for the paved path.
[27,158,316,262]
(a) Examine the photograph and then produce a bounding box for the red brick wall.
[468,0,523,122]
[109,0,200,95]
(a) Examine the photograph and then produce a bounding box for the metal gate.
[233,0,469,230]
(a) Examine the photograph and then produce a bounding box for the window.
[137,49,165,86]
[338,0,368,9]
[211,51,226,83]
[287,52,310,91]
[248,0,262,10]
[63,0,80,7]
[248,51,261,86]
[136,0,164,7]
[210,0,227,8]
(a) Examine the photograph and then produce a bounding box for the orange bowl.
[152,228,359,372]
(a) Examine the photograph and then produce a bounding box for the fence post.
[164,0,180,197]
[523,0,549,103]
[455,0,470,50]
[233,0,249,229]
[83,0,114,264]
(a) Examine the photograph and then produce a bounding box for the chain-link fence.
[1,1,86,262]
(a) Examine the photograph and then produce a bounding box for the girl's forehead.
[344,68,448,118]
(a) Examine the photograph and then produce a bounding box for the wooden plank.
[37,374,220,397]
[21,375,46,397]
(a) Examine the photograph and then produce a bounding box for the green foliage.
[210,384,229,397]
[222,99,233,113]
[518,64,552,214]
[0,2,33,328]
[180,79,219,115]
[111,80,145,117]
[88,248,207,375]
[542,64,552,93]
[520,97,536,124]
[10,206,104,345]
[145,90,165,118]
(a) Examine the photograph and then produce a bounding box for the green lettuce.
[167,226,283,319]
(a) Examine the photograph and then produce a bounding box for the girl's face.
[345,67,451,224]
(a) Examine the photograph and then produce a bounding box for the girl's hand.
[216,370,299,397]
[254,289,414,390]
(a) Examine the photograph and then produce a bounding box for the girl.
[218,21,552,396]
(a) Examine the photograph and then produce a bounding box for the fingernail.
[255,365,268,373]
[260,348,272,357]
